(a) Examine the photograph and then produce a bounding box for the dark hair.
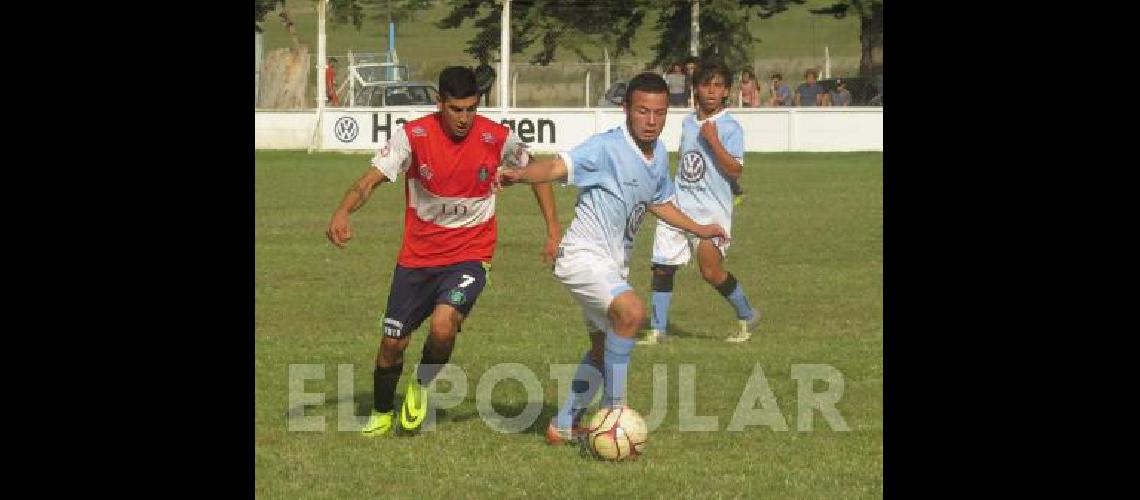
[684,56,700,65]
[329,57,337,63]
[771,73,783,81]
[623,72,669,105]
[438,66,479,101]
[804,68,818,78]
[693,60,733,87]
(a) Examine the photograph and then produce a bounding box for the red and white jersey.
[371,113,530,268]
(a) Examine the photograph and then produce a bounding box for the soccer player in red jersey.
[326,66,559,436]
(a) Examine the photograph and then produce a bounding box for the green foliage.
[742,0,807,18]
[255,0,286,32]
[808,0,884,20]
[327,0,365,29]
[427,0,854,71]
[325,0,437,30]
[648,0,763,71]
[808,0,883,76]
[436,0,647,65]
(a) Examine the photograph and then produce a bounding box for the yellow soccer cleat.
[361,410,394,437]
[399,379,429,431]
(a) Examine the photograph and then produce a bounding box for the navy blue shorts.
[380,260,488,339]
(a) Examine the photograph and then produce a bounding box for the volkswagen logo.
[334,116,359,143]
[625,202,647,242]
[679,151,706,183]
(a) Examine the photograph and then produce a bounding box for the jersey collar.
[694,108,727,124]
[619,124,656,168]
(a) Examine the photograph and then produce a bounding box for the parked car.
[598,81,629,107]
[352,82,439,107]
[817,75,882,106]
[341,61,438,107]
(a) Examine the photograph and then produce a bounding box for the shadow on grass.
[663,323,719,339]
[318,390,558,436]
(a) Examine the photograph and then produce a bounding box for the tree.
[809,0,883,77]
[435,0,646,65]
[312,0,882,76]
[255,0,286,33]
[256,1,311,108]
[433,0,813,71]
[648,0,801,71]
[325,0,435,29]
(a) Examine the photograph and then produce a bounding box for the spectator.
[868,76,883,106]
[738,69,759,107]
[665,63,687,106]
[326,57,339,106]
[794,69,827,107]
[767,73,791,107]
[683,56,700,108]
[830,78,852,107]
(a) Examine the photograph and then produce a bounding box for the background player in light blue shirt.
[500,73,728,444]
[643,60,760,345]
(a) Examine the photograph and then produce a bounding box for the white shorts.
[553,244,631,333]
[650,218,731,266]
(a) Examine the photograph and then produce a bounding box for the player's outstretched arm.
[499,155,568,185]
[649,201,730,244]
[531,183,562,263]
[327,168,389,248]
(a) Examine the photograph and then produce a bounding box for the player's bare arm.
[699,121,744,180]
[649,201,729,243]
[499,155,568,185]
[326,168,389,248]
[531,183,562,263]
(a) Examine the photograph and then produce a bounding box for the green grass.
[255,150,882,498]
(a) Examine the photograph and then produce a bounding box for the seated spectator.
[830,78,852,106]
[739,69,759,107]
[795,69,827,106]
[767,73,791,106]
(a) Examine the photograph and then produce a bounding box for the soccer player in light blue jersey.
[641,60,761,345]
[499,73,729,445]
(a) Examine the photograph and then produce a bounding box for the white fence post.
[604,48,611,94]
[825,46,831,79]
[787,109,797,152]
[255,33,263,106]
[585,72,591,108]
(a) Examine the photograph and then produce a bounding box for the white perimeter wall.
[255,107,882,153]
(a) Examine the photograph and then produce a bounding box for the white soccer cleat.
[726,313,760,343]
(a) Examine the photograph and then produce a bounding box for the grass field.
[255,150,883,498]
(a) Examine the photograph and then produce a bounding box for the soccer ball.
[585,406,647,461]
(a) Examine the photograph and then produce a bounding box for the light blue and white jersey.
[674,110,744,223]
[558,124,676,268]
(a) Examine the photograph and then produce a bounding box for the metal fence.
[259,50,876,109]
